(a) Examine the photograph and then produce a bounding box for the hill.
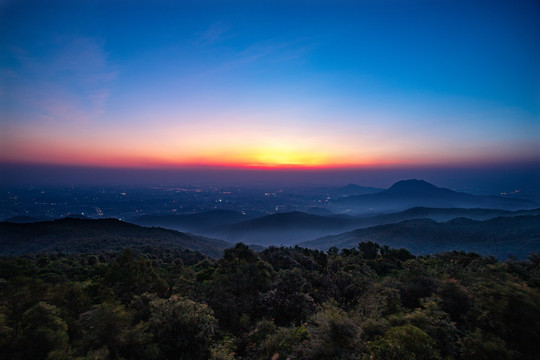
[0,217,232,258]
[363,206,540,225]
[300,214,540,259]
[212,211,364,246]
[332,179,538,214]
[3,215,49,223]
[129,209,251,233]
[210,207,540,247]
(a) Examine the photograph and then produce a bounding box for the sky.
[1,0,539,188]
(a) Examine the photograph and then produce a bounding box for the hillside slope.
[332,179,538,214]
[130,209,252,233]
[300,214,540,259]
[212,211,363,246]
[0,217,232,258]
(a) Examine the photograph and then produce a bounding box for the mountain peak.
[384,179,440,194]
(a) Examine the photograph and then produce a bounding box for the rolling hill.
[129,209,252,233]
[0,217,232,258]
[207,207,540,247]
[211,211,365,246]
[331,179,538,214]
[362,206,540,224]
[299,214,540,259]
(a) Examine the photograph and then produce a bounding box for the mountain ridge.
[299,214,540,259]
[0,217,232,258]
[130,209,252,233]
[332,179,538,214]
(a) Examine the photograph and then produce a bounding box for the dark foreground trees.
[1,244,539,359]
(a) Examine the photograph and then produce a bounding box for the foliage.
[368,324,439,360]
[1,245,539,359]
[148,295,217,359]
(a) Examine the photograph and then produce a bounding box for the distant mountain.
[63,214,91,219]
[3,216,48,223]
[364,206,540,225]
[300,207,337,216]
[3,214,95,223]
[0,218,232,258]
[130,210,252,233]
[209,206,540,247]
[384,179,443,194]
[331,179,538,214]
[212,211,364,246]
[336,184,383,195]
[299,214,540,259]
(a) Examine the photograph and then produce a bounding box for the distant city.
[2,181,537,222]
[1,184,333,221]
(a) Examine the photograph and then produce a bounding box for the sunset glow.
[1,0,539,183]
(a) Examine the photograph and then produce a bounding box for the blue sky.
[0,0,539,186]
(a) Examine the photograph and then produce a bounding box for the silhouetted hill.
[300,214,540,259]
[209,206,540,247]
[64,214,91,219]
[384,179,443,194]
[3,216,48,223]
[301,207,336,216]
[3,215,95,223]
[130,210,251,233]
[0,218,232,258]
[213,211,364,246]
[336,184,382,195]
[367,206,540,224]
[332,179,538,214]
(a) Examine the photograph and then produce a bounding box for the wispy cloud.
[1,34,117,125]
[194,22,230,46]
[230,40,313,66]
[88,89,111,115]
[196,38,314,79]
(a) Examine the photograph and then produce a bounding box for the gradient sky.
[1,0,539,184]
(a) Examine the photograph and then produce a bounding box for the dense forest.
[1,243,540,359]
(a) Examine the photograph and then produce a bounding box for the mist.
[2,163,539,195]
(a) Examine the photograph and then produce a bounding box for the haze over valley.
[1,1,539,359]
[3,179,539,259]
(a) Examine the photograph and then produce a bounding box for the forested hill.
[300,214,540,259]
[331,179,538,213]
[130,209,252,233]
[213,211,361,246]
[362,206,540,224]
[0,217,231,258]
[1,244,539,359]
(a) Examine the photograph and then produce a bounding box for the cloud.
[195,39,313,80]
[88,89,111,115]
[232,40,312,65]
[194,22,230,46]
[1,34,117,124]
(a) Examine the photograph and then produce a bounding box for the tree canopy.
[1,243,539,359]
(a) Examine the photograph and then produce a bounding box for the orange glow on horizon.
[2,153,527,171]
[0,151,443,170]
[3,128,529,171]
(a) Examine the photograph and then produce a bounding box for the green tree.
[472,281,540,359]
[460,328,516,360]
[358,242,380,260]
[259,269,315,326]
[437,278,470,323]
[104,249,168,302]
[77,302,133,358]
[148,295,217,360]
[367,324,439,360]
[301,302,363,359]
[209,243,274,333]
[19,302,69,360]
